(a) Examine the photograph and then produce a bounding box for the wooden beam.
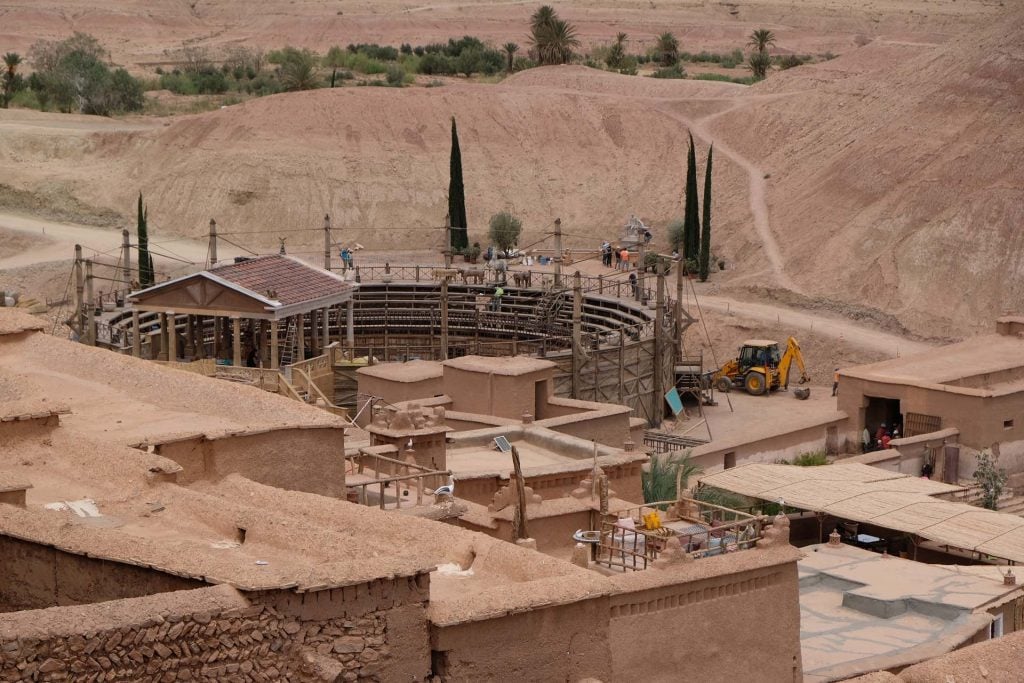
[232,317,242,366]
[270,320,279,369]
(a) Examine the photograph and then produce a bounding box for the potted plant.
[466,242,482,263]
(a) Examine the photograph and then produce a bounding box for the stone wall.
[0,576,431,682]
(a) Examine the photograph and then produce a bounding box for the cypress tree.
[684,133,700,263]
[137,193,154,287]
[698,145,713,282]
[448,117,469,251]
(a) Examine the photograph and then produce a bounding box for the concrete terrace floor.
[798,543,1015,682]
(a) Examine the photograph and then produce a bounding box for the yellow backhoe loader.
[712,337,810,396]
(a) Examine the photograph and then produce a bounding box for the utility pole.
[208,219,218,268]
[440,277,449,360]
[571,271,582,399]
[323,214,332,271]
[674,256,684,360]
[553,218,563,288]
[121,229,132,291]
[84,259,96,346]
[443,213,452,268]
[73,245,85,337]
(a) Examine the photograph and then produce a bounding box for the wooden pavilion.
[127,255,357,368]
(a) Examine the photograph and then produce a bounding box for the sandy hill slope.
[703,9,1024,336]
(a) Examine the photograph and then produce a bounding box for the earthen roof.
[357,359,444,382]
[442,354,555,376]
[841,333,1024,387]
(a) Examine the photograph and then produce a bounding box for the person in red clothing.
[881,432,892,449]
[875,423,888,444]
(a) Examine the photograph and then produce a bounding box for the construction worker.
[491,284,504,312]
[832,367,840,396]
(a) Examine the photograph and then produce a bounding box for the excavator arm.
[778,337,810,389]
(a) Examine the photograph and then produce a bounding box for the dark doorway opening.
[865,396,902,444]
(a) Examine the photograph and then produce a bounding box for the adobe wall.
[691,415,848,474]
[838,376,1024,457]
[444,366,550,420]
[0,534,205,613]
[0,412,62,440]
[453,459,643,507]
[355,373,443,427]
[430,597,612,682]
[607,551,804,682]
[491,508,594,553]
[0,577,428,682]
[154,426,346,497]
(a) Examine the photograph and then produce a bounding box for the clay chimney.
[828,530,842,546]
[1005,570,1017,586]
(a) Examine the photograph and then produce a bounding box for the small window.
[724,452,737,469]
[991,613,1004,639]
[1004,420,1014,430]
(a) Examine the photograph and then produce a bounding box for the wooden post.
[637,241,646,303]
[440,278,449,360]
[270,320,280,369]
[511,446,530,541]
[232,317,242,366]
[309,308,319,356]
[323,214,332,272]
[553,218,563,288]
[167,312,178,361]
[598,274,604,295]
[571,271,582,399]
[131,309,141,357]
[84,259,96,346]
[675,258,684,360]
[444,213,452,268]
[157,312,168,360]
[73,245,85,337]
[208,219,218,267]
[346,300,355,349]
[321,306,330,350]
[297,314,306,361]
[653,268,665,426]
[121,229,132,291]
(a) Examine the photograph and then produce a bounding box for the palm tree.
[503,42,519,72]
[606,32,627,69]
[642,452,702,505]
[748,29,776,54]
[529,6,580,65]
[747,50,772,80]
[655,32,679,67]
[2,52,23,108]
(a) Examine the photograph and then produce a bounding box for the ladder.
[279,317,298,367]
[534,289,565,335]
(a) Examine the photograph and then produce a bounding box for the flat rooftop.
[842,333,1024,386]
[800,543,1018,682]
[442,354,555,376]
[357,359,443,383]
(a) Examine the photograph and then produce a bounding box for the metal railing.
[594,498,765,571]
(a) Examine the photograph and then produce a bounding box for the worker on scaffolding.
[491,284,505,312]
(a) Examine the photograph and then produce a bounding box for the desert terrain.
[0,0,1018,354]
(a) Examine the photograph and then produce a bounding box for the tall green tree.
[503,42,519,72]
[655,32,680,67]
[606,33,627,69]
[448,117,468,250]
[136,193,154,287]
[698,145,713,281]
[683,133,700,263]
[748,29,777,54]
[2,52,23,108]
[529,5,580,65]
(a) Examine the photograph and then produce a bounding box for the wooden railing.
[346,449,450,509]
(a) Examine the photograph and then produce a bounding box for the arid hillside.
[705,10,1024,337]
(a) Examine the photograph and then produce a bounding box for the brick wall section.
[0,578,430,682]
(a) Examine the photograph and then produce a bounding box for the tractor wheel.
[744,372,767,396]
[715,377,732,393]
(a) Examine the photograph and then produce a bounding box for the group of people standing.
[862,422,901,452]
[600,241,636,271]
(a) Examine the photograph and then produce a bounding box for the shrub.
[418,53,454,75]
[974,450,1008,510]
[347,43,399,61]
[650,64,685,79]
[783,451,828,466]
[776,54,807,70]
[643,452,701,504]
[512,56,537,71]
[9,89,41,110]
[400,43,412,55]
[385,64,405,86]
[667,219,685,252]
[413,46,425,57]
